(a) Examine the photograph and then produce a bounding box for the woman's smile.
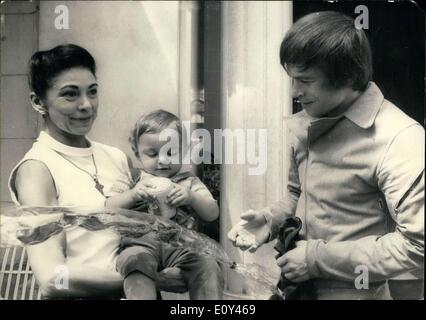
[70,116,93,125]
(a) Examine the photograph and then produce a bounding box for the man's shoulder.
[374,99,423,138]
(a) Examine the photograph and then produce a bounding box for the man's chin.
[304,107,326,118]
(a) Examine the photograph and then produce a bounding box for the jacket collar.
[344,82,384,129]
[284,82,384,146]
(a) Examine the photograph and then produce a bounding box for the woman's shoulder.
[9,142,55,188]
[12,159,57,206]
[14,159,54,190]
[16,159,50,180]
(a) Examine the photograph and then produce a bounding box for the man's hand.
[227,210,271,253]
[166,184,192,207]
[276,240,310,283]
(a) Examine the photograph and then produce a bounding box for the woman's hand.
[166,184,192,207]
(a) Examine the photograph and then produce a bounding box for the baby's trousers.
[116,235,224,299]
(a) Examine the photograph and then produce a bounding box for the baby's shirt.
[110,169,217,229]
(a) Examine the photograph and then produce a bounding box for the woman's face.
[41,67,98,137]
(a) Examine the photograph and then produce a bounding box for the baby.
[106,109,223,300]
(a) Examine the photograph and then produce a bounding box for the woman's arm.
[26,232,123,298]
[15,160,123,298]
[105,189,141,209]
[15,160,57,206]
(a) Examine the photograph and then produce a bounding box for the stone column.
[178,1,202,122]
[219,1,293,297]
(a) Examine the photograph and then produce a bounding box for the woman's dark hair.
[280,11,372,91]
[28,44,96,98]
[129,109,182,159]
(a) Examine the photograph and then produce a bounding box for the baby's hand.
[132,180,156,201]
[166,184,192,207]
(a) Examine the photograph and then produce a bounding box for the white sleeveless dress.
[8,131,132,272]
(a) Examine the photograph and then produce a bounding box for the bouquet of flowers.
[0,205,277,299]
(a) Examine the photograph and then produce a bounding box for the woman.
[8,44,133,298]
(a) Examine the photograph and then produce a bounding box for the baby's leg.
[163,246,224,300]
[117,238,161,300]
[124,271,157,300]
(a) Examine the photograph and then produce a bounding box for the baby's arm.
[105,181,154,209]
[187,189,219,222]
[167,177,219,222]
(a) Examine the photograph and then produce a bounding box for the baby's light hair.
[129,109,182,159]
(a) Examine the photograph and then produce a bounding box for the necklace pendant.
[93,176,105,196]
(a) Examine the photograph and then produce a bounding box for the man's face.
[286,64,355,118]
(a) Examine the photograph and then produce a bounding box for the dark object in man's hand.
[269,217,316,300]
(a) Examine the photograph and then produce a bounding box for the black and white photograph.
[0,0,424,306]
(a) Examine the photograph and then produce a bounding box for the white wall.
[39,1,181,163]
[0,1,39,204]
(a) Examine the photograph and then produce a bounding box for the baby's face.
[137,126,183,178]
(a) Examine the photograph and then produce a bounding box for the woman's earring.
[37,108,47,116]
[30,95,47,116]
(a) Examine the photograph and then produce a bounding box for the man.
[228,11,424,300]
